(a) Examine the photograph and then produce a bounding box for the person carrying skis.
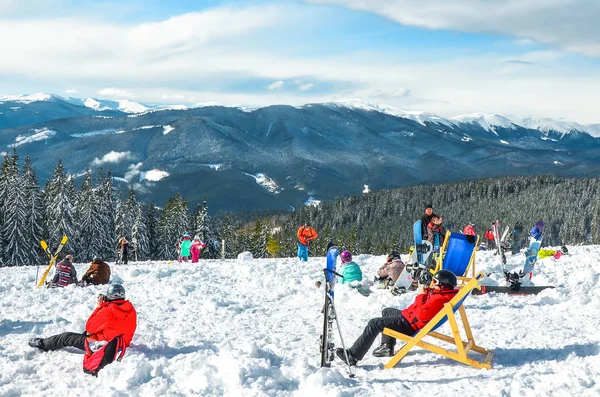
[427,215,446,247]
[117,236,129,265]
[375,251,404,288]
[190,235,207,263]
[29,283,137,352]
[296,222,318,261]
[179,233,192,262]
[80,257,111,286]
[335,270,458,366]
[338,251,362,284]
[538,246,569,259]
[50,254,77,287]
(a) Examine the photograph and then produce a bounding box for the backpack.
[82,335,126,377]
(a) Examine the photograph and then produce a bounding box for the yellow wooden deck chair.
[434,231,479,284]
[382,273,494,370]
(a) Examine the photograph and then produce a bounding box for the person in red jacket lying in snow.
[336,270,458,366]
[28,284,137,352]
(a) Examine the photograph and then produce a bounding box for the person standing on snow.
[338,251,362,284]
[421,204,437,238]
[179,233,192,262]
[51,254,77,287]
[29,283,137,352]
[117,236,129,265]
[297,222,318,261]
[484,225,496,250]
[190,236,207,263]
[335,270,458,366]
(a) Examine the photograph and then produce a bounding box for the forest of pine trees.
[1,148,598,267]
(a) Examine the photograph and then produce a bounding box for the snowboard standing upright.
[511,222,524,255]
[391,220,432,295]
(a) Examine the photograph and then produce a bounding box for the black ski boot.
[335,348,357,366]
[372,343,394,357]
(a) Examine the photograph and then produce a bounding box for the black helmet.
[305,222,311,227]
[560,246,569,255]
[433,270,457,290]
[105,284,126,301]
[387,251,401,261]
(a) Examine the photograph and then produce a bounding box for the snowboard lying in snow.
[472,285,555,295]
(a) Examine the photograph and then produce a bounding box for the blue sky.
[1,0,599,123]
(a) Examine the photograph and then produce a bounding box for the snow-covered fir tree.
[131,203,149,261]
[96,169,117,260]
[23,157,45,266]
[157,194,188,260]
[1,151,29,265]
[250,218,269,258]
[44,160,75,250]
[143,203,160,260]
[194,198,220,259]
[75,169,103,261]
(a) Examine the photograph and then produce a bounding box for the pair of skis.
[36,235,69,287]
[319,245,355,377]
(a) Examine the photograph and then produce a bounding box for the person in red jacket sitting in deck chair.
[335,270,458,366]
[28,284,137,352]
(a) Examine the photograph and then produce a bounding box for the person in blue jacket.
[338,251,362,284]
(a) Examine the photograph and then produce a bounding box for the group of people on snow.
[50,255,111,288]
[176,233,207,262]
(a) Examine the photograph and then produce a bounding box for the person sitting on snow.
[335,269,458,366]
[80,257,111,286]
[338,251,362,284]
[538,246,569,259]
[375,251,404,288]
[29,283,137,352]
[190,236,207,263]
[50,254,77,287]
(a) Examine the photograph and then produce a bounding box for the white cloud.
[308,0,600,57]
[298,83,314,91]
[92,151,132,166]
[267,81,285,90]
[143,169,170,182]
[161,94,185,100]
[124,162,143,181]
[65,88,77,94]
[98,88,133,98]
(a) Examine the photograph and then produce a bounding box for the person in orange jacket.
[297,222,318,261]
[28,283,137,352]
[335,270,457,366]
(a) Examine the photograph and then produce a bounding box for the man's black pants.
[41,332,86,351]
[349,308,415,360]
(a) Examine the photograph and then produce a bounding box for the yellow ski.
[37,235,68,287]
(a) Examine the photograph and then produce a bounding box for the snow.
[10,128,57,147]
[132,125,160,131]
[554,161,564,166]
[328,99,453,127]
[450,113,517,135]
[200,164,222,171]
[117,100,149,114]
[141,169,170,182]
[363,185,370,194]
[0,93,53,103]
[244,173,281,194]
[70,129,124,138]
[305,196,320,206]
[461,136,472,142]
[1,247,599,396]
[500,140,509,145]
[162,125,175,135]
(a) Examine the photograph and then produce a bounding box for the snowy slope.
[1,246,599,396]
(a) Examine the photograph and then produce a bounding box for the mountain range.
[1,93,599,212]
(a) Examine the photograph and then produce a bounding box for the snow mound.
[117,100,148,114]
[162,125,175,135]
[10,128,57,147]
[237,251,253,263]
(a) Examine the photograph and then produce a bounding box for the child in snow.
[179,233,192,262]
[335,270,458,366]
[538,246,568,259]
[29,284,137,353]
[427,215,446,247]
[190,236,207,263]
[338,251,362,284]
[375,251,404,288]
